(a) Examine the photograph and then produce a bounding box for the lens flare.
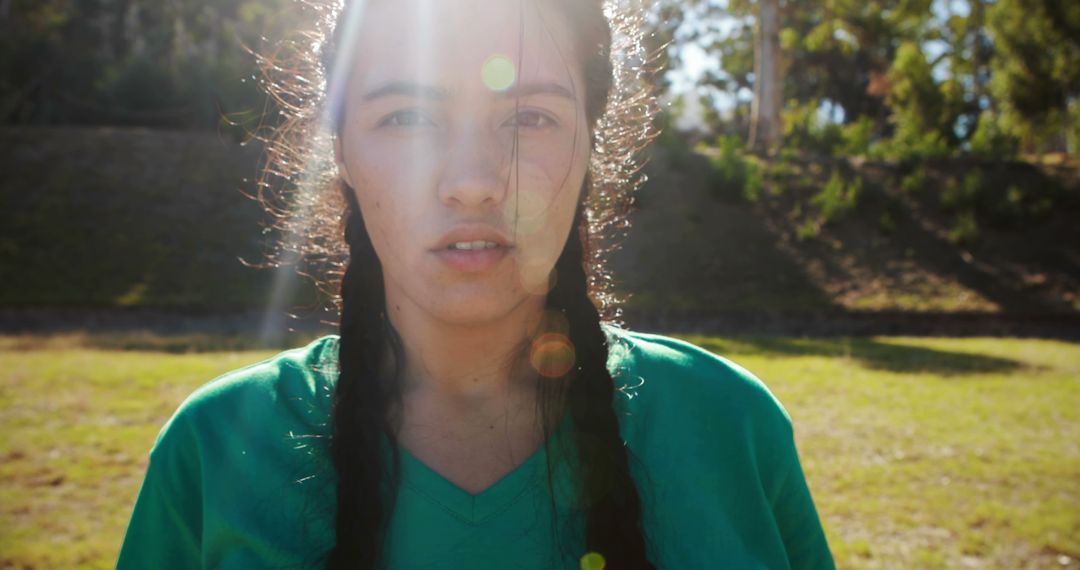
[481,54,516,91]
[579,552,606,570]
[538,308,570,336]
[530,332,575,378]
[504,190,550,236]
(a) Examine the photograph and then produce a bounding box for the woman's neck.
[379,288,558,493]
[383,289,548,407]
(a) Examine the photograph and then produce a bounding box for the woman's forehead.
[349,0,581,94]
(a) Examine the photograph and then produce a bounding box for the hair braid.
[326,183,401,569]
[547,204,654,569]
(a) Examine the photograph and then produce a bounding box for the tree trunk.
[970,0,988,107]
[749,0,782,153]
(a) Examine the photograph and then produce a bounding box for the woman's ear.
[334,135,353,188]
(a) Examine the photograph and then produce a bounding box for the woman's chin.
[424,292,542,327]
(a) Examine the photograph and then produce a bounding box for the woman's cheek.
[516,228,564,295]
[509,162,580,295]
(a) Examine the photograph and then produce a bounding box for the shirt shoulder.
[120,336,342,569]
[149,336,341,466]
[602,324,793,437]
[153,335,340,448]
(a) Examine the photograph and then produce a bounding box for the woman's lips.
[432,246,512,273]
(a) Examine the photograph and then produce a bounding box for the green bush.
[880,42,959,160]
[949,210,979,244]
[812,170,863,223]
[900,169,928,194]
[941,172,984,211]
[744,168,765,202]
[879,196,907,234]
[873,122,952,161]
[840,116,876,157]
[969,111,1018,158]
[707,135,763,203]
[797,218,821,241]
[782,99,845,156]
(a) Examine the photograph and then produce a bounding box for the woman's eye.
[380,110,435,128]
[506,110,556,129]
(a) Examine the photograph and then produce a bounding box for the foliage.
[653,0,1077,166]
[987,0,1080,153]
[0,0,293,133]
[706,134,763,203]
[968,111,1019,158]
[782,99,844,156]
[812,170,863,223]
[839,117,876,157]
[949,209,979,245]
[941,172,985,212]
[900,169,928,194]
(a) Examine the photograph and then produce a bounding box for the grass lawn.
[1,333,1077,569]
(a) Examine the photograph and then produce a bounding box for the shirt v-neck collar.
[393,416,572,525]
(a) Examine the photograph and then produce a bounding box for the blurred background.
[1,1,1078,569]
[1,0,1078,335]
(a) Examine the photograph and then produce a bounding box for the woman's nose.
[436,126,510,209]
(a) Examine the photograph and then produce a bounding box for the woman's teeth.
[448,241,501,250]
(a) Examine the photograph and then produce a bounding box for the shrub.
[840,116,876,157]
[949,210,979,245]
[707,135,763,203]
[900,169,928,194]
[941,172,984,211]
[812,170,863,223]
[879,196,907,234]
[797,218,821,241]
[782,99,845,156]
[743,168,765,202]
[873,122,952,161]
[969,111,1019,158]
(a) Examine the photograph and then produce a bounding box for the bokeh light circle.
[530,332,576,378]
[579,551,606,570]
[481,54,516,91]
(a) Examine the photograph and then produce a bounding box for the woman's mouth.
[446,240,502,250]
[434,243,512,272]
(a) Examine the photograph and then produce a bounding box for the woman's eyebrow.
[499,82,576,100]
[360,81,576,102]
[361,82,451,102]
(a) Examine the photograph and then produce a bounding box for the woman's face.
[335,0,591,326]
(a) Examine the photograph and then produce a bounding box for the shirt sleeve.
[766,420,835,570]
[116,409,203,570]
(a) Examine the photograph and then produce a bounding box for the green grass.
[676,334,1080,569]
[1,333,1078,569]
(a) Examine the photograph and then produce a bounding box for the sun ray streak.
[259,0,370,346]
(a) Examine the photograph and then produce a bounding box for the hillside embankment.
[3,127,1078,337]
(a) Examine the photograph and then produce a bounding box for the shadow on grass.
[683,335,1030,376]
[4,331,1032,377]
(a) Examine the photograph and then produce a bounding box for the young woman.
[117,0,834,568]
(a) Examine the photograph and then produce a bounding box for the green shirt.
[117,325,834,569]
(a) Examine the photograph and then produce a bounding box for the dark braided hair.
[546,201,652,567]
[325,185,403,568]
[252,0,661,567]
